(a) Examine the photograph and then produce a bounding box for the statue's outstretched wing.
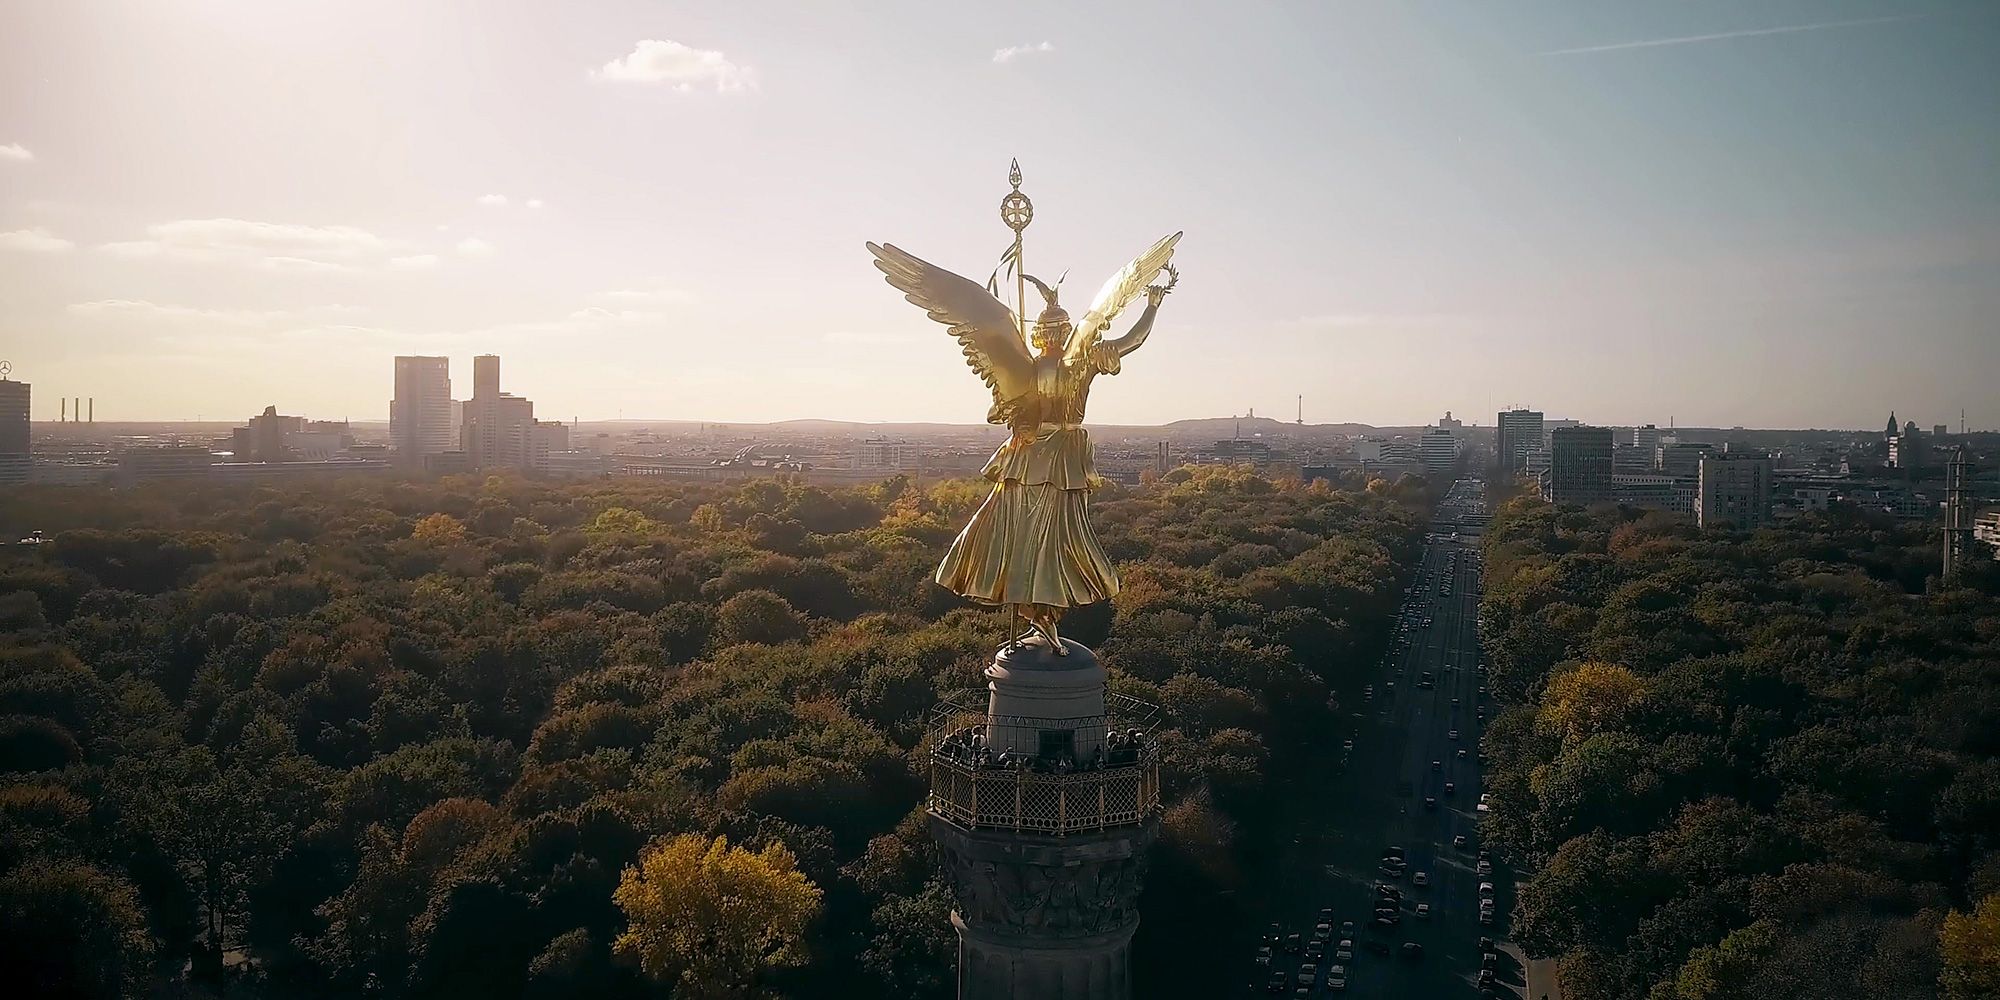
[1064,231,1182,364]
[866,242,1034,423]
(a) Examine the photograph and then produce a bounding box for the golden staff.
[999,158,1034,337]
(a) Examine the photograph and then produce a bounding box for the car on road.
[1297,962,1318,985]
[1266,971,1288,992]
[1340,920,1355,938]
[1448,729,1460,741]
[1376,883,1402,899]
[1373,915,1397,929]
[1413,871,1429,887]
[1444,781,1456,795]
[1313,922,1331,941]
[1431,759,1443,771]
[1362,685,1374,700]
[1285,932,1302,953]
[1457,748,1468,759]
[1342,739,1354,752]
[1401,942,1425,961]
[1424,796,1437,810]
[1416,903,1431,919]
[1336,939,1353,960]
[1327,965,1347,990]
[1305,941,1324,961]
[1255,946,1272,967]
[1263,924,1280,945]
[1450,697,1461,708]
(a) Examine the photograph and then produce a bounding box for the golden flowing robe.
[936,344,1124,607]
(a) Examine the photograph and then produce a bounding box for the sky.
[1,0,1996,430]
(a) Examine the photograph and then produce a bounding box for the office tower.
[461,354,537,470]
[391,356,454,462]
[0,374,28,486]
[1890,420,1927,469]
[928,645,1160,1000]
[1495,408,1544,476]
[1658,441,1715,477]
[1944,449,1973,581]
[1421,427,1459,480]
[1632,424,1662,459]
[1439,410,1462,433]
[1548,425,1614,506]
[1697,449,1774,530]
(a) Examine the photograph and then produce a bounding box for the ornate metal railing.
[928,742,1159,835]
[925,689,1162,836]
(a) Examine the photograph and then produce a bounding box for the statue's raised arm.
[1064,232,1182,365]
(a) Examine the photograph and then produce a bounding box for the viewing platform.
[926,687,1162,837]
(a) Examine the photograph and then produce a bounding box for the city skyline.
[4,0,1998,427]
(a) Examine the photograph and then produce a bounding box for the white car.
[1327,965,1347,991]
[1479,881,1496,898]
[1413,871,1430,887]
[1415,902,1431,919]
[1336,939,1353,960]
[1477,860,1493,876]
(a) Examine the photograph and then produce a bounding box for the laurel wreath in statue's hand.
[1146,264,1179,307]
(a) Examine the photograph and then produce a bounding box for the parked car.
[1401,942,1425,961]
[1413,871,1430,887]
[1477,860,1493,876]
[1297,962,1318,985]
[1479,882,1496,898]
[1328,965,1348,990]
[1305,941,1325,961]
[1267,971,1288,993]
[1336,939,1353,960]
[1286,932,1303,953]
[1453,834,1469,849]
[1416,903,1431,919]
[1340,921,1355,938]
[1256,946,1273,966]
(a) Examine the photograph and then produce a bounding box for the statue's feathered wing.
[866,242,1034,424]
[1065,231,1182,364]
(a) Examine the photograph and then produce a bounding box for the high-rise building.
[460,354,539,471]
[391,356,453,462]
[927,643,1160,1000]
[1438,410,1462,433]
[1421,427,1459,480]
[1547,425,1614,506]
[1944,448,1973,581]
[1632,424,1662,457]
[1495,408,1544,476]
[1889,420,1927,469]
[1697,449,1774,530]
[0,374,28,486]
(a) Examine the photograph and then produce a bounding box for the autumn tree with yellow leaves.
[612,833,822,999]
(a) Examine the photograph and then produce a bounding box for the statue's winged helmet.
[1021,274,1071,344]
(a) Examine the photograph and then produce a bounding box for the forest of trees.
[1477,498,2000,999]
[0,464,1427,999]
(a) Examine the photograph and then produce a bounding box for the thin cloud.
[993,41,1055,64]
[525,198,545,210]
[0,227,74,253]
[389,254,440,270]
[0,143,31,162]
[1542,14,1924,56]
[68,299,295,324]
[99,218,387,271]
[593,39,756,92]
[455,237,495,257]
[476,193,509,207]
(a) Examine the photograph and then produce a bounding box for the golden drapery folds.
[936,351,1123,608]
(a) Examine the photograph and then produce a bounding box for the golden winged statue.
[865,230,1181,652]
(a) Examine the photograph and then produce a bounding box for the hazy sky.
[2,0,1996,429]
